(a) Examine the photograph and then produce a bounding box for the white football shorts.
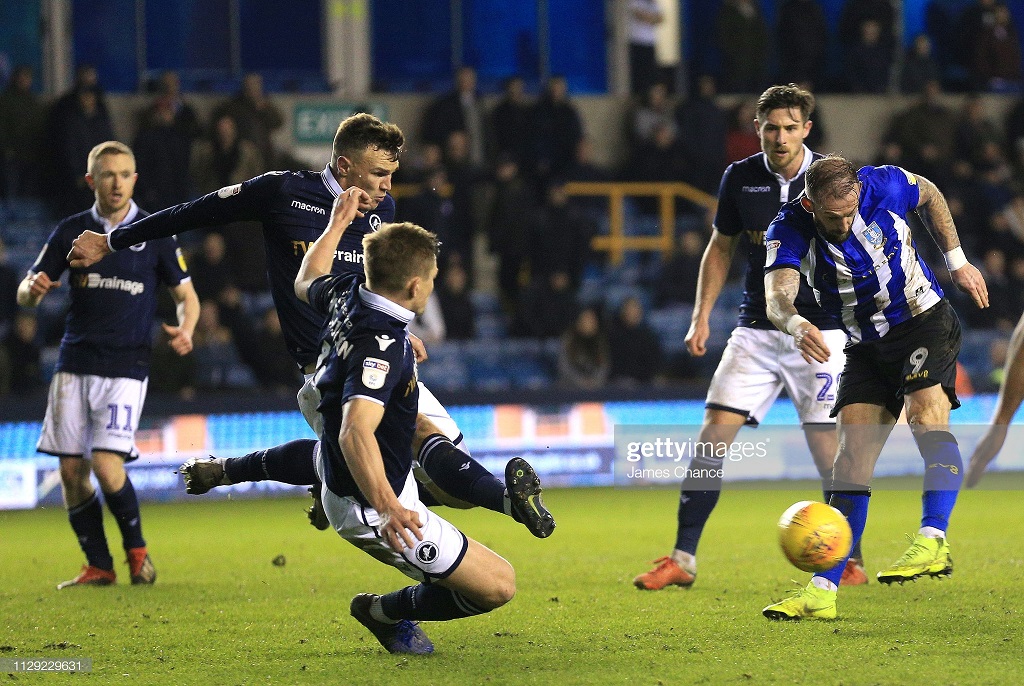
[314,444,468,581]
[705,327,848,425]
[37,372,148,460]
[298,374,467,452]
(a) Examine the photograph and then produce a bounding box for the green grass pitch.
[2,475,1023,685]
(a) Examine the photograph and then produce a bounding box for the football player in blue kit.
[18,141,200,588]
[761,155,988,620]
[294,190,519,654]
[67,114,553,538]
[633,84,866,591]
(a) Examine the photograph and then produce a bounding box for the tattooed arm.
[914,174,989,309]
[765,267,831,364]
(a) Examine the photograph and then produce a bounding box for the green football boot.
[876,534,952,585]
[762,581,838,621]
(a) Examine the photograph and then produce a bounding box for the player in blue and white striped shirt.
[761,155,989,620]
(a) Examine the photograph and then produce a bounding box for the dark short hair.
[363,222,439,293]
[332,113,404,166]
[756,83,815,123]
[805,155,859,204]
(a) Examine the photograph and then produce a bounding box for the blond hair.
[87,141,135,174]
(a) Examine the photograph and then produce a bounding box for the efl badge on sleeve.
[765,239,781,267]
[361,358,391,390]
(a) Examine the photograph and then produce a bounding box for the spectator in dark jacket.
[133,96,194,211]
[608,296,663,384]
[211,73,284,169]
[0,311,42,395]
[486,155,535,307]
[218,288,301,391]
[676,75,728,194]
[515,270,579,339]
[49,82,115,215]
[421,66,485,166]
[530,180,596,287]
[901,34,943,95]
[489,76,532,168]
[530,76,584,183]
[845,19,892,93]
[776,0,828,86]
[971,4,1023,90]
[716,0,769,93]
[186,232,232,301]
[0,65,46,198]
[437,262,476,340]
[557,306,610,390]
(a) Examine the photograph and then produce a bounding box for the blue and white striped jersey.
[765,165,944,342]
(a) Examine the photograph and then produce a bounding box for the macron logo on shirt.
[291,200,326,215]
[74,273,145,295]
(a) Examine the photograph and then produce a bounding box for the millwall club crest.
[863,222,884,249]
[369,214,381,231]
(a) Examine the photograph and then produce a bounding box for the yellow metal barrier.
[564,181,716,265]
[390,181,716,265]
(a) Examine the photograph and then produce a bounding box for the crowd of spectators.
[707,0,1023,95]
[5,36,1024,396]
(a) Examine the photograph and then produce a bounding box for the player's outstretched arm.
[966,311,1024,487]
[915,175,989,309]
[294,187,368,303]
[340,397,423,551]
[686,229,740,356]
[16,271,61,308]
[765,267,830,364]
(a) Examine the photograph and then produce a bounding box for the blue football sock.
[822,468,863,560]
[224,439,318,485]
[380,584,488,621]
[418,434,506,514]
[817,483,870,587]
[917,430,963,533]
[68,492,113,571]
[673,454,725,555]
[103,476,145,550]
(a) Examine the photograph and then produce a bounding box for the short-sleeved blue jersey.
[306,273,418,505]
[714,148,839,330]
[31,202,191,380]
[107,167,396,368]
[765,165,944,342]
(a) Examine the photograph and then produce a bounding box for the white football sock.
[919,526,945,539]
[671,550,696,574]
[811,576,838,592]
[369,596,398,624]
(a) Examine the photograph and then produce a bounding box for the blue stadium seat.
[469,290,501,314]
[647,305,693,354]
[4,198,49,221]
[461,340,512,391]
[474,312,507,339]
[960,329,1005,382]
[225,364,258,389]
[418,342,470,392]
[601,284,651,316]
